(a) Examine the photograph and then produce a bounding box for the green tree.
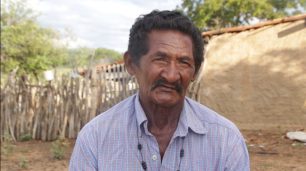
[1,0,67,79]
[65,47,122,69]
[66,47,94,68]
[94,48,122,61]
[179,0,306,29]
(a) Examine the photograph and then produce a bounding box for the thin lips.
[159,84,176,90]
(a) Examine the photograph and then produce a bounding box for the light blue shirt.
[70,94,250,171]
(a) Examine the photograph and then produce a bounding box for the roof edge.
[202,13,306,37]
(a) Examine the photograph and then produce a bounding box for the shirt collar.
[134,93,149,137]
[183,98,207,135]
[134,93,207,137]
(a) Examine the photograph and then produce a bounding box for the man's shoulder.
[79,95,136,134]
[186,98,242,136]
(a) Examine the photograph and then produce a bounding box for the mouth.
[158,84,177,91]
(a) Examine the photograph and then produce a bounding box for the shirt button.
[152,155,157,161]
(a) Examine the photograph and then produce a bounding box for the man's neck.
[139,98,184,133]
[139,98,184,159]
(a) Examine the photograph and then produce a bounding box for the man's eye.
[154,57,167,62]
[180,60,191,66]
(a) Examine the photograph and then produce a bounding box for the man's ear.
[124,51,135,76]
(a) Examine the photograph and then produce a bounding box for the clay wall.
[199,20,306,130]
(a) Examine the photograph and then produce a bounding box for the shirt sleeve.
[69,126,98,171]
[225,136,250,171]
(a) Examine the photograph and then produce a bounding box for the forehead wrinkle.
[156,42,192,59]
[149,30,192,48]
[158,42,188,49]
[147,30,194,59]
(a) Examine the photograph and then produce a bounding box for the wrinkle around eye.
[178,57,194,67]
[151,53,169,64]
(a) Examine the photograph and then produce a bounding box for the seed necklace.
[136,128,185,171]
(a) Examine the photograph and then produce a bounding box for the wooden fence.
[0,64,201,141]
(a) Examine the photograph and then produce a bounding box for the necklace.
[137,132,185,171]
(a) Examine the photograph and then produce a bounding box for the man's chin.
[152,94,182,108]
[154,101,178,108]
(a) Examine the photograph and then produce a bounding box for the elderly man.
[70,10,250,171]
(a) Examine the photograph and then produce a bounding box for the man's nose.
[161,62,180,83]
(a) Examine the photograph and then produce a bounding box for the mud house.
[199,14,306,130]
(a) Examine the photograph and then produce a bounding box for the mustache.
[151,78,183,94]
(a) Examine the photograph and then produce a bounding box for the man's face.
[127,30,195,108]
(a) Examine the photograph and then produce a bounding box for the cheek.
[182,70,195,82]
[138,72,153,87]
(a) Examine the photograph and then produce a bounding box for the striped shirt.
[69,94,250,171]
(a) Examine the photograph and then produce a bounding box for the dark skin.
[142,100,182,158]
[125,30,195,159]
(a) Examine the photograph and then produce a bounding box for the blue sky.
[28,0,182,52]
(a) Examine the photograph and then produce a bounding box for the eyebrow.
[154,51,168,58]
[151,51,193,63]
[179,56,192,60]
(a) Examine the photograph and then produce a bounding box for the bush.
[1,132,15,156]
[51,140,66,160]
[19,157,28,169]
[20,133,32,141]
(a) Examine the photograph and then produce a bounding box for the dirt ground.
[1,129,305,171]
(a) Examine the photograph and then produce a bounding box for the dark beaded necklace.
[137,135,185,171]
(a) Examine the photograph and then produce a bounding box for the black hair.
[128,10,204,75]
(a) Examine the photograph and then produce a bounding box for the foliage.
[65,47,122,68]
[66,47,94,68]
[19,157,29,169]
[94,48,122,61]
[19,133,32,141]
[1,0,67,78]
[291,142,305,147]
[179,0,306,29]
[1,0,124,79]
[0,0,36,26]
[1,132,15,156]
[51,140,66,160]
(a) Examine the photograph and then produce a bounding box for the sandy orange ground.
[1,129,306,171]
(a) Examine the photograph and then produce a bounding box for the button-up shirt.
[69,94,250,171]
